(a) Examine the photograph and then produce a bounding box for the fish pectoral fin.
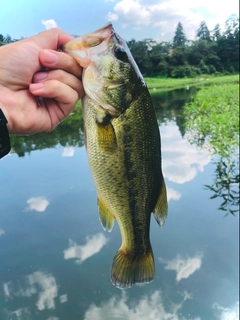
[98,197,115,232]
[95,109,117,154]
[153,176,168,228]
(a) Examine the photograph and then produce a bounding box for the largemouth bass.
[62,23,168,289]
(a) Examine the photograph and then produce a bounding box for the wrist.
[0,90,13,134]
[0,108,11,159]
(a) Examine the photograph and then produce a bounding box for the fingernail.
[43,50,58,64]
[30,83,44,91]
[33,72,48,82]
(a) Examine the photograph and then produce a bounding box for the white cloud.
[167,187,181,201]
[108,0,151,26]
[63,233,108,264]
[108,0,239,40]
[42,19,58,30]
[161,123,210,184]
[0,228,5,236]
[159,253,203,282]
[84,290,200,320]
[62,146,75,157]
[108,12,119,21]
[213,302,239,320]
[3,271,58,311]
[26,197,49,212]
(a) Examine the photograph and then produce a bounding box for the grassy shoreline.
[145,74,239,91]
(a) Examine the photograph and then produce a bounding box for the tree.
[197,21,211,41]
[4,34,12,43]
[225,14,239,38]
[173,22,187,47]
[212,24,221,41]
[128,40,152,75]
[216,15,240,72]
[0,34,4,46]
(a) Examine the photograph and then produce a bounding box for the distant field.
[145,74,239,91]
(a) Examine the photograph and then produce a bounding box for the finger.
[39,49,82,78]
[32,70,84,98]
[31,28,74,50]
[29,79,80,117]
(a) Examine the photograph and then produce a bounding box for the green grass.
[145,74,239,91]
[183,83,239,157]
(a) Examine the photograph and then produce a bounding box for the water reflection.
[61,146,75,157]
[1,87,238,320]
[166,187,181,201]
[10,113,84,157]
[159,253,203,282]
[10,88,196,158]
[213,301,239,320]
[1,271,71,319]
[204,156,239,215]
[84,289,198,320]
[3,271,59,310]
[26,197,49,212]
[161,123,211,184]
[64,233,108,264]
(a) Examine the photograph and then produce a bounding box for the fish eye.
[114,46,128,63]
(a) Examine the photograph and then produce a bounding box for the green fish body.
[62,23,168,288]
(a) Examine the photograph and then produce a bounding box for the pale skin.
[0,28,84,135]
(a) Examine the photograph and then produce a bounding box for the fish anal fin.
[153,177,168,228]
[98,197,115,232]
[111,247,155,289]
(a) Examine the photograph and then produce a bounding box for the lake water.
[0,88,239,320]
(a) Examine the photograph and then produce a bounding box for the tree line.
[127,14,239,78]
[1,14,239,78]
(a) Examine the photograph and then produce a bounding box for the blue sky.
[0,0,239,42]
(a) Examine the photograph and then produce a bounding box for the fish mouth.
[60,23,117,68]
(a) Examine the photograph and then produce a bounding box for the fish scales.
[62,23,168,288]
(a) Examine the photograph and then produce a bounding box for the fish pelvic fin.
[111,247,155,289]
[153,176,168,228]
[98,197,115,232]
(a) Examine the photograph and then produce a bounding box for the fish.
[62,23,168,289]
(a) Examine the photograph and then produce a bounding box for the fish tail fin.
[111,247,155,289]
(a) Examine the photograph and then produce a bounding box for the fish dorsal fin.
[98,197,115,232]
[153,177,168,228]
[95,108,117,154]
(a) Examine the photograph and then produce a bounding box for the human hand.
[0,28,84,135]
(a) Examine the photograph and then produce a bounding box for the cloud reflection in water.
[167,187,181,201]
[63,233,108,264]
[62,146,75,157]
[161,124,211,184]
[84,290,201,320]
[159,253,203,282]
[26,197,49,212]
[3,271,59,311]
[0,228,5,236]
[213,301,239,320]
